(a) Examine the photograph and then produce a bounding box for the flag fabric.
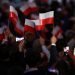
[29,2,39,13]
[32,20,44,31]
[52,26,63,39]
[20,2,31,16]
[24,19,35,33]
[20,2,38,16]
[9,6,24,36]
[9,6,18,24]
[39,11,54,25]
[9,5,54,36]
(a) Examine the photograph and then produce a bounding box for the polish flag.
[52,26,63,39]
[24,19,35,33]
[32,20,44,31]
[20,2,31,16]
[9,5,18,24]
[9,6,24,36]
[0,26,5,41]
[39,11,54,25]
[29,2,39,13]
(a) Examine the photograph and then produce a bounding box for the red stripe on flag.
[39,11,54,25]
[32,20,45,31]
[24,25,35,33]
[35,25,44,31]
[9,6,24,36]
[29,2,39,13]
[23,7,31,16]
[40,17,54,25]
[9,12,18,24]
[31,7,39,13]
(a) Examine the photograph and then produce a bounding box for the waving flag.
[32,20,44,31]
[24,19,35,33]
[39,11,54,25]
[20,2,31,16]
[9,6,18,24]
[29,2,39,13]
[20,2,38,16]
[9,6,24,36]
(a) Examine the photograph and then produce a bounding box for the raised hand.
[50,36,57,44]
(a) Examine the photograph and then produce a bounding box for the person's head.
[33,39,42,53]
[24,31,35,42]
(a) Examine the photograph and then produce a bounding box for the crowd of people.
[0,0,75,75]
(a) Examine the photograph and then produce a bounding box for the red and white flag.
[9,5,18,24]
[39,11,54,25]
[20,2,38,16]
[52,26,63,39]
[32,20,44,31]
[9,6,24,36]
[20,2,31,16]
[29,2,39,13]
[24,19,35,33]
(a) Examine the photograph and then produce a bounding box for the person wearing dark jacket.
[47,36,58,66]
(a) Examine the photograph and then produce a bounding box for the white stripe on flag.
[32,20,41,26]
[20,2,31,15]
[25,19,34,28]
[39,11,54,19]
[20,2,30,12]
[39,11,54,25]
[10,6,18,17]
[9,6,24,35]
[32,20,44,31]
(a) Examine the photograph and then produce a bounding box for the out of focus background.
[0,0,75,75]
